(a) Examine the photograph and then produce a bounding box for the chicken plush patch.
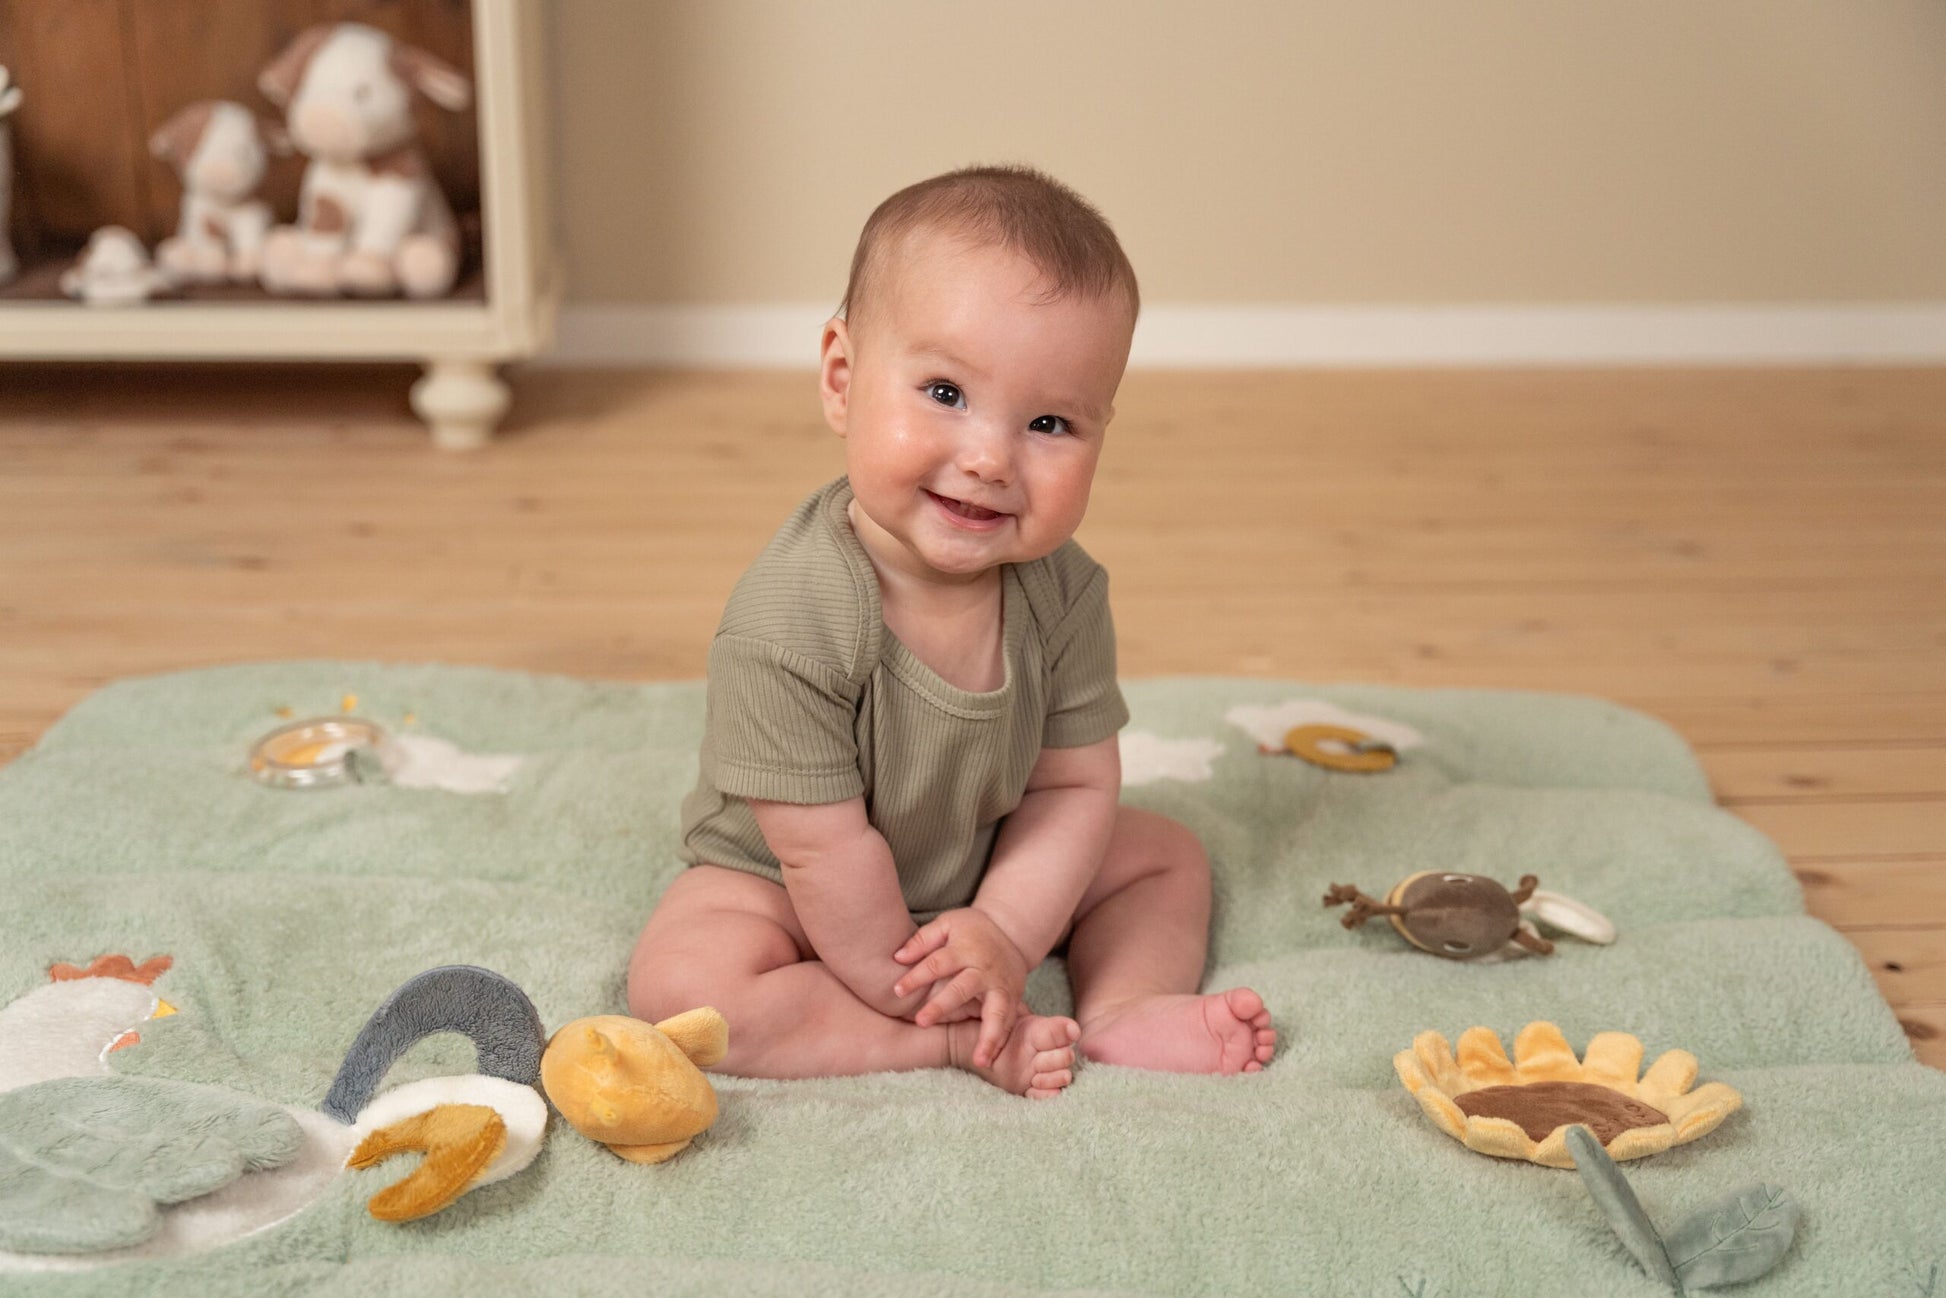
[0,958,550,1262]
[0,957,729,1266]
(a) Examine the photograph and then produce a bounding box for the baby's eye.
[1028,415,1071,436]
[925,382,965,409]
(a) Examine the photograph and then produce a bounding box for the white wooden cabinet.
[0,0,559,449]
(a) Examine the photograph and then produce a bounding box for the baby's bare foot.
[1078,988,1277,1074]
[948,1013,1080,1099]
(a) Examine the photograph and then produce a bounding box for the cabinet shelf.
[0,0,558,449]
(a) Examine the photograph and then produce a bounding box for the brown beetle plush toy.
[1324,872,1615,960]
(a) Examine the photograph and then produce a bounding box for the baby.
[628,164,1275,1098]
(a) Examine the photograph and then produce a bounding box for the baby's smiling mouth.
[926,490,1008,522]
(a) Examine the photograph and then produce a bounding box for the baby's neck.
[846,498,1001,615]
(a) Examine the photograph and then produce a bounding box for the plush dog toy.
[148,100,289,285]
[1325,871,1616,959]
[255,22,471,298]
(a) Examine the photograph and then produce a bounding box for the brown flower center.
[1453,1080,1669,1144]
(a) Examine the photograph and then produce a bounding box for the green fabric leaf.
[0,1075,302,1254]
[1663,1183,1800,1290]
[0,1142,157,1255]
[1567,1125,1682,1294]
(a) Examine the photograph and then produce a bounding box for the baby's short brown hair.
[839,164,1140,337]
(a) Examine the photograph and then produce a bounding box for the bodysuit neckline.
[824,477,1024,717]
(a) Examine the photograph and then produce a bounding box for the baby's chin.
[908,544,1012,582]
[913,527,1072,577]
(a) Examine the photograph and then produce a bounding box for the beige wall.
[548,1,1946,307]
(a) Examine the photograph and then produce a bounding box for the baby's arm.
[747,796,932,1019]
[972,735,1122,968]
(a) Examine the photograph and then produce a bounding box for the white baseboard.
[542,302,1946,368]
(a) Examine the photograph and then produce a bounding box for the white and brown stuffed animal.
[59,227,171,306]
[255,22,471,299]
[149,100,290,285]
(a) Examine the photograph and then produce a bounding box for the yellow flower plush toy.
[1396,1021,1741,1168]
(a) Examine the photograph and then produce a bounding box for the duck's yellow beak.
[151,998,177,1018]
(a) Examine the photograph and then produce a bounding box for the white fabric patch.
[375,734,522,795]
[0,979,164,1095]
[1225,700,1427,753]
[1119,732,1225,786]
[350,1074,548,1187]
[1524,890,1618,945]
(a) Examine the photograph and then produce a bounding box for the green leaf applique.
[1661,1183,1800,1290]
[1567,1126,1682,1293]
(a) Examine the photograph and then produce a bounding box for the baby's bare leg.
[630,866,1075,1096]
[1064,808,1278,1074]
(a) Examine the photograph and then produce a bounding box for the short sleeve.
[1041,568,1130,748]
[704,634,866,804]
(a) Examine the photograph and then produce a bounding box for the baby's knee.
[627,911,796,1024]
[1125,806,1210,883]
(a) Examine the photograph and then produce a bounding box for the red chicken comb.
[48,954,173,985]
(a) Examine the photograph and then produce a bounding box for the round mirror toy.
[249,717,385,790]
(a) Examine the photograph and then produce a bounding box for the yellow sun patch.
[1395,1021,1742,1168]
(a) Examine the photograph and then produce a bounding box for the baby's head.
[820,165,1139,587]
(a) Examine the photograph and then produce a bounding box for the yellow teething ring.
[1284,724,1398,773]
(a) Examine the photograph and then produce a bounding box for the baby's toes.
[1031,1043,1076,1077]
[1222,987,1266,1024]
[1026,1015,1081,1050]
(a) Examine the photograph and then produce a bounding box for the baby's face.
[821,231,1133,588]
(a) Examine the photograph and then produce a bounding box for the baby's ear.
[818,316,853,437]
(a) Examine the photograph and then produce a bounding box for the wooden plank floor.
[1,361,1941,1066]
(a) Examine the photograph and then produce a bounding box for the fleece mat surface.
[0,663,1940,1296]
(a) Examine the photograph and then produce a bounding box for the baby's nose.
[956,420,1014,482]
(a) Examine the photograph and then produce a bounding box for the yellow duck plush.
[540,1009,728,1164]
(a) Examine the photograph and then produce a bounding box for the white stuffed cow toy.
[149,100,289,284]
[256,23,472,298]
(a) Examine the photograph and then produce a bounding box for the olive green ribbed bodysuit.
[677,476,1128,920]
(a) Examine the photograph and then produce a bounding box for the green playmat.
[1,663,1941,1296]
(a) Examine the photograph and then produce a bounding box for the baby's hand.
[892,908,1029,1067]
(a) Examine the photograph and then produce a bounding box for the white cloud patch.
[375,734,522,795]
[1224,700,1426,753]
[1119,731,1226,786]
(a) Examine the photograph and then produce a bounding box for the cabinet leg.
[411,359,510,450]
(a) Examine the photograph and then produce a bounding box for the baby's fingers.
[972,988,1016,1069]
[893,920,951,966]
[915,968,983,1028]
[891,947,964,999]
